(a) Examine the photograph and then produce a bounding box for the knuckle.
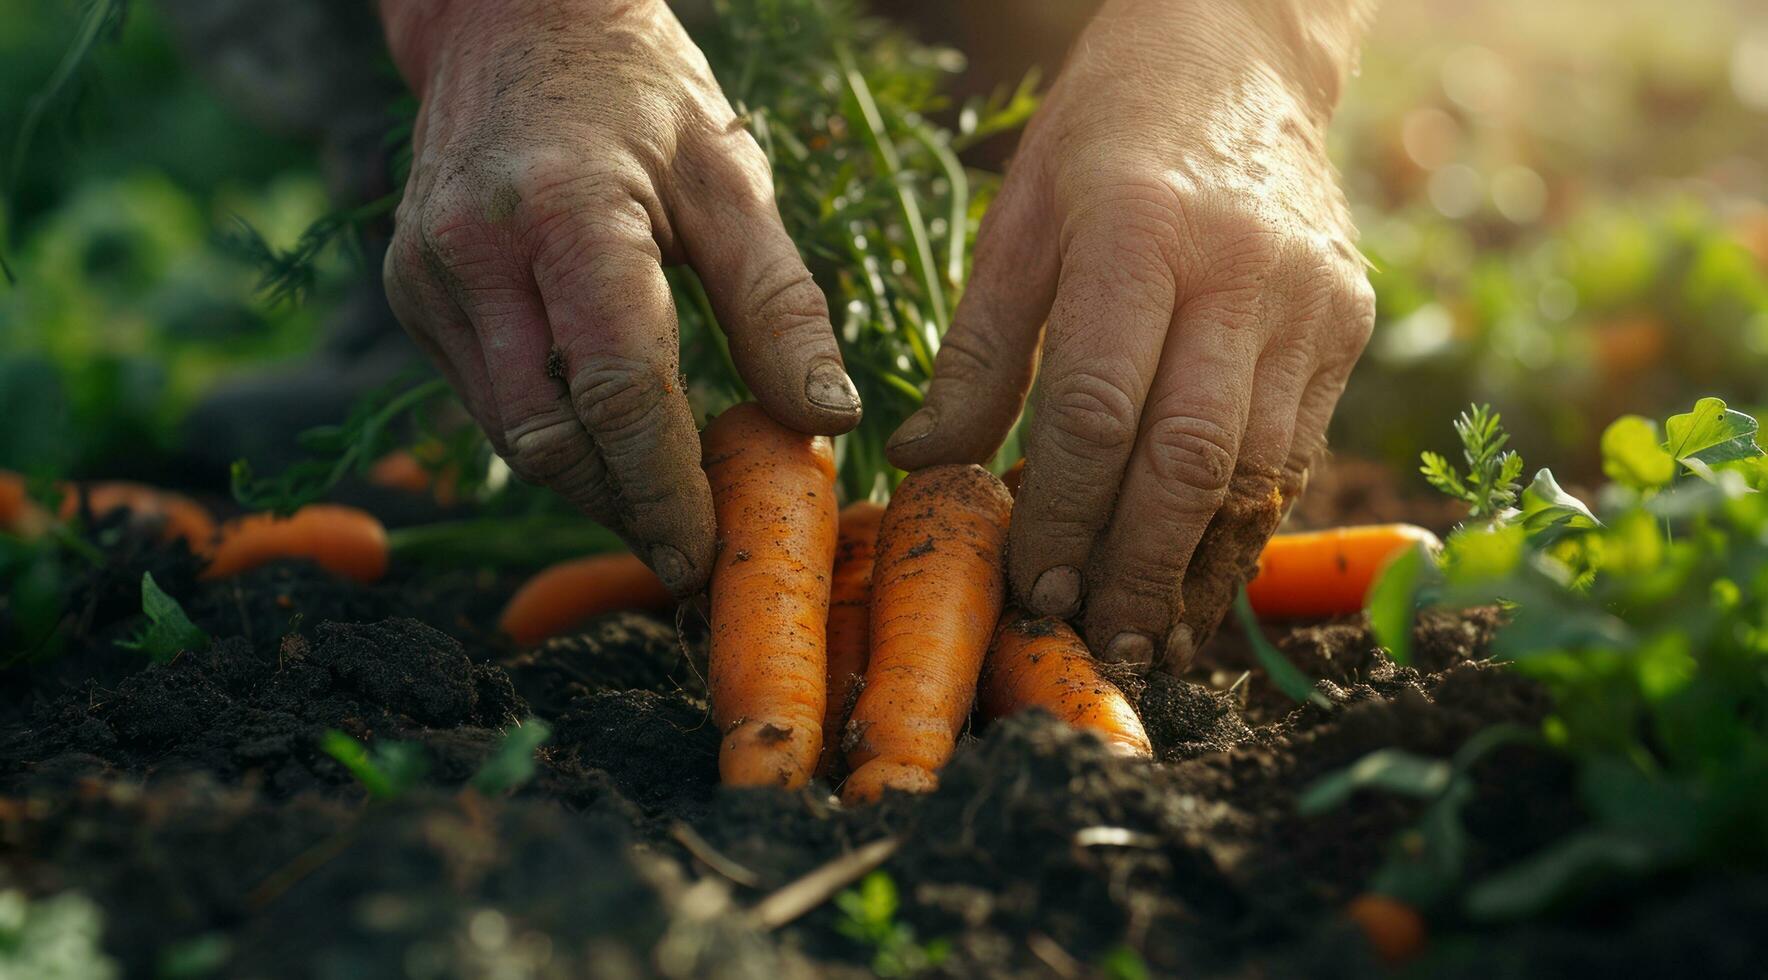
[1146,414,1237,499]
[1335,274,1378,355]
[570,355,669,443]
[1042,370,1142,456]
[744,253,830,330]
[506,418,587,485]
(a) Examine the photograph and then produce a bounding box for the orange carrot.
[704,403,838,789]
[58,481,217,554]
[1245,524,1440,619]
[981,611,1152,759]
[0,471,51,537]
[369,448,460,506]
[1346,893,1427,965]
[843,464,1012,804]
[202,505,389,583]
[498,552,674,645]
[816,501,886,778]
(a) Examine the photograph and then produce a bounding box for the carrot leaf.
[471,718,553,796]
[319,730,427,801]
[116,573,208,664]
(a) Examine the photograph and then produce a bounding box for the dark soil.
[2,463,1763,978]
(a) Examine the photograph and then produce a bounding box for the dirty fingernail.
[1104,631,1156,666]
[805,362,861,414]
[650,544,696,596]
[1029,565,1082,618]
[887,408,938,451]
[1163,624,1196,674]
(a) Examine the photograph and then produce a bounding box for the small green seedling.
[471,718,553,796]
[116,573,208,664]
[833,872,949,977]
[319,730,428,800]
[1419,404,1525,522]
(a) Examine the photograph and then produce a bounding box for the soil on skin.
[2,464,1762,978]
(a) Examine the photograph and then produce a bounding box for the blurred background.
[2,0,1765,490]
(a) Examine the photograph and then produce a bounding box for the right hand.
[379,0,862,596]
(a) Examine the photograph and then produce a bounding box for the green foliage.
[318,730,427,800]
[115,572,206,663]
[470,718,552,796]
[1366,544,1426,664]
[1232,590,1330,708]
[0,889,118,980]
[833,872,949,977]
[1097,945,1152,980]
[1419,404,1525,521]
[1355,396,1768,920]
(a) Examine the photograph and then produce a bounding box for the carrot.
[58,481,217,554]
[498,552,674,645]
[1345,893,1427,965]
[0,471,51,537]
[201,504,389,583]
[816,501,886,778]
[980,611,1152,759]
[703,402,838,789]
[369,448,460,506]
[1244,524,1441,619]
[842,464,1012,804]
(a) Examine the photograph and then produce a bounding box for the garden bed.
[4,465,1762,979]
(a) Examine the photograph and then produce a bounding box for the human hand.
[378,0,861,595]
[887,0,1376,670]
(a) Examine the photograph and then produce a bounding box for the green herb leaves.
[1420,404,1524,521]
[116,573,207,663]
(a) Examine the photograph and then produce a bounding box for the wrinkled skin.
[378,0,1375,671]
[378,0,861,596]
[887,0,1376,671]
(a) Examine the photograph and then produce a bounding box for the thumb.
[887,173,1057,469]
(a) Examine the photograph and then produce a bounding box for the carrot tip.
[840,760,938,805]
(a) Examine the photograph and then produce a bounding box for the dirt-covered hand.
[378,0,861,596]
[886,0,1376,670]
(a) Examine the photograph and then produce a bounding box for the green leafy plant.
[470,718,552,796]
[1352,396,1768,922]
[318,730,428,800]
[1232,589,1330,708]
[1419,404,1525,522]
[115,572,207,663]
[833,871,949,977]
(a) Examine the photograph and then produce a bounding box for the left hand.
[886,0,1376,671]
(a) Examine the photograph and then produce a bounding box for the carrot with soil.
[817,501,885,778]
[704,402,839,789]
[59,481,217,554]
[498,552,674,645]
[202,504,389,584]
[1245,524,1441,619]
[980,611,1151,759]
[843,464,1012,804]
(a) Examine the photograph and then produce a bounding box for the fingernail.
[1104,631,1156,666]
[1163,624,1196,674]
[887,408,938,451]
[650,544,696,595]
[1029,566,1082,618]
[805,362,861,414]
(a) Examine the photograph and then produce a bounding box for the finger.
[382,237,508,455]
[531,195,717,595]
[886,169,1059,468]
[1157,345,1314,672]
[441,251,631,540]
[1077,292,1267,668]
[673,141,861,435]
[1007,218,1177,618]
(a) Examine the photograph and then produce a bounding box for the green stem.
[835,43,949,343]
[910,123,970,292]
